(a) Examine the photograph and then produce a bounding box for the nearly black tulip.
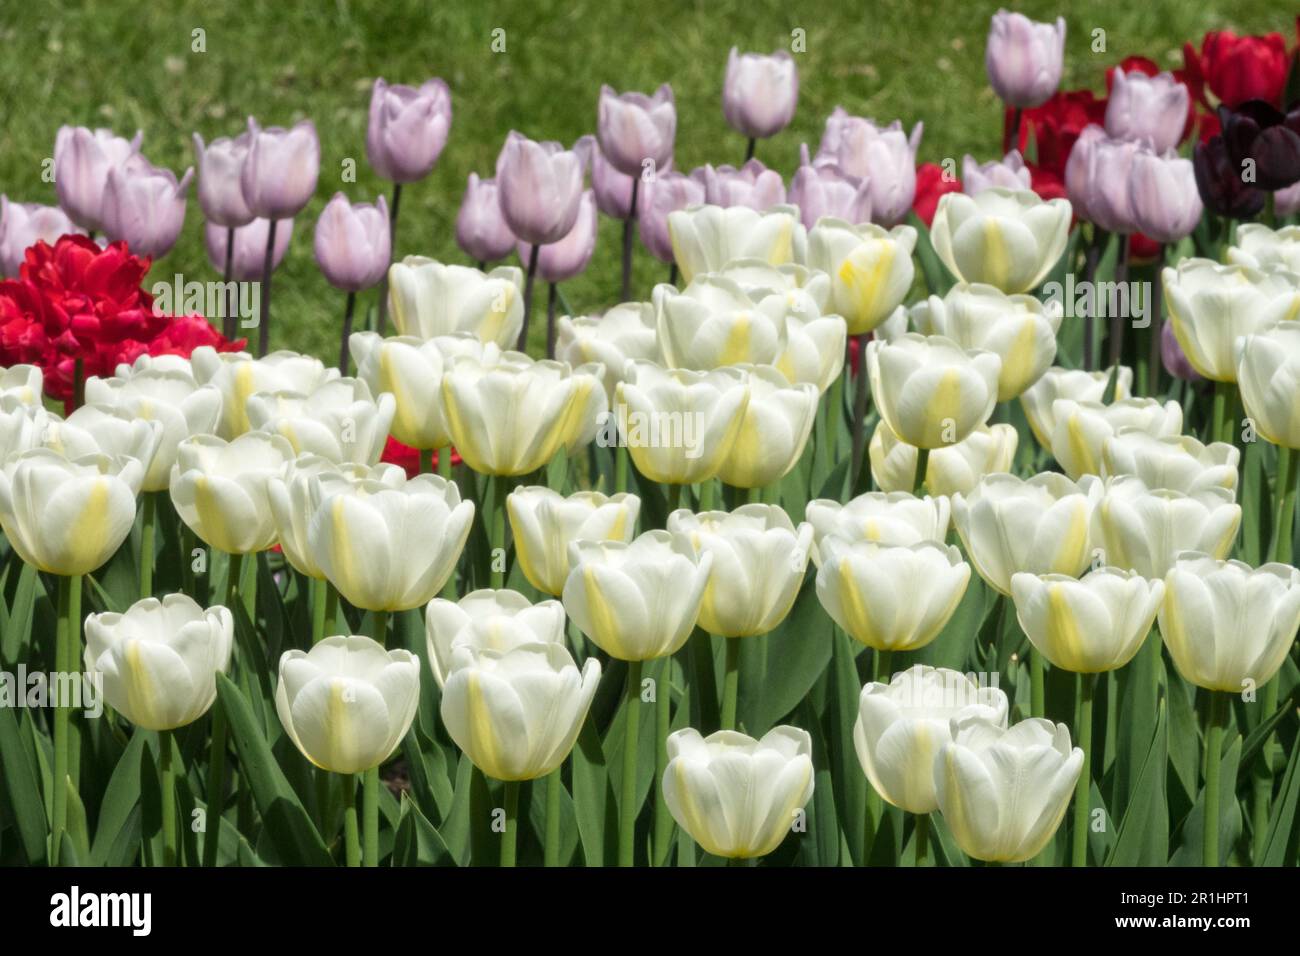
[1192,134,1266,218]
[1219,100,1300,191]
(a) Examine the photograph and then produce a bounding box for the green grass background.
[0,0,1288,359]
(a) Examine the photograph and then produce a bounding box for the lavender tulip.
[1128,150,1202,244]
[815,109,922,227]
[596,83,676,177]
[366,77,452,183]
[592,145,638,219]
[638,171,707,264]
[519,190,598,284]
[788,144,872,228]
[985,11,1066,109]
[193,130,255,228]
[722,48,799,141]
[314,193,391,292]
[496,131,589,246]
[1104,69,1189,154]
[53,126,142,232]
[1064,124,1105,223]
[239,117,320,220]
[204,216,293,281]
[1067,125,1140,233]
[700,159,786,210]
[1278,181,1300,217]
[101,155,193,258]
[1161,320,1202,382]
[0,198,85,277]
[963,150,1032,195]
[455,173,516,264]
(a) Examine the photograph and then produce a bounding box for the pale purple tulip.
[496,131,590,246]
[53,126,142,232]
[101,155,193,258]
[1064,124,1106,222]
[722,48,799,140]
[985,11,1066,109]
[240,117,320,220]
[1161,319,1202,382]
[519,190,598,283]
[592,145,639,219]
[787,144,871,227]
[1277,181,1300,217]
[1128,149,1202,244]
[700,159,786,210]
[1068,125,1140,234]
[596,84,676,178]
[366,77,452,183]
[455,173,516,263]
[314,193,391,292]
[0,197,85,277]
[204,216,293,281]
[814,109,921,227]
[1104,69,1188,154]
[637,171,706,263]
[962,150,1032,195]
[193,130,255,228]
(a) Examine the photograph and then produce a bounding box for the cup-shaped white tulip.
[1227,223,1300,274]
[869,421,1018,496]
[655,274,786,370]
[0,396,53,462]
[276,635,420,774]
[666,204,806,284]
[1049,397,1183,480]
[816,536,970,651]
[40,404,164,480]
[662,726,814,859]
[84,594,233,730]
[563,530,712,660]
[349,332,459,451]
[1020,365,1133,450]
[930,188,1072,294]
[556,303,659,401]
[310,470,474,612]
[805,491,951,566]
[952,472,1100,596]
[854,666,1009,813]
[668,505,813,637]
[867,334,1001,449]
[559,361,609,455]
[935,715,1083,863]
[807,219,917,335]
[0,364,41,404]
[387,258,525,348]
[425,589,567,688]
[169,431,294,555]
[615,361,749,485]
[1091,476,1241,578]
[507,486,640,596]
[1236,322,1300,449]
[246,378,395,466]
[714,365,817,489]
[1011,568,1164,673]
[1164,259,1300,382]
[1101,430,1239,496]
[440,642,599,781]
[1160,554,1300,692]
[0,449,144,576]
[190,346,339,438]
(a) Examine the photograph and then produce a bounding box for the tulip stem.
[1211,381,1229,446]
[544,769,562,866]
[376,183,401,336]
[1269,446,1297,564]
[160,731,177,866]
[1072,671,1096,867]
[912,448,929,496]
[819,370,844,480]
[653,656,673,865]
[202,700,227,867]
[343,774,361,867]
[517,245,540,353]
[139,491,156,599]
[619,659,643,866]
[621,177,640,302]
[1204,691,1227,867]
[1146,244,1165,398]
[324,583,339,639]
[668,263,678,287]
[1108,235,1129,368]
[697,478,715,513]
[257,219,277,357]
[874,649,893,681]
[721,638,741,731]
[744,138,756,163]
[546,282,559,359]
[311,577,327,645]
[221,226,236,340]
[614,445,629,495]
[338,291,356,374]
[849,334,870,492]
[490,476,508,589]
[51,573,81,862]
[363,767,379,867]
[1030,648,1046,719]
[501,780,520,867]
[913,813,929,867]
[436,449,459,599]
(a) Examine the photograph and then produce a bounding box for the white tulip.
[1091,476,1241,578]
[1226,223,1300,274]
[1049,397,1183,480]
[425,588,567,688]
[507,486,640,596]
[869,420,1018,496]
[666,203,806,284]
[246,378,394,466]
[713,365,817,489]
[1101,430,1238,496]
[190,346,339,438]
[555,302,659,400]
[0,364,42,405]
[930,188,1072,294]
[867,334,1002,449]
[1019,365,1132,450]
[806,218,917,335]
[805,491,951,566]
[387,257,524,347]
[1235,322,1300,449]
[349,331,461,451]
[0,396,53,463]
[40,404,163,479]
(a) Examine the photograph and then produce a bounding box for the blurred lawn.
[0,0,1288,359]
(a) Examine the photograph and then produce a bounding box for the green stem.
[1031,647,1045,719]
[311,577,327,645]
[914,812,929,866]
[501,780,520,867]
[1072,672,1096,867]
[363,767,379,866]
[619,659,643,866]
[51,573,77,862]
[1270,446,1298,564]
[324,582,339,639]
[823,367,844,468]
[437,446,452,480]
[1204,691,1226,867]
[202,701,227,867]
[849,334,869,491]
[544,768,562,866]
[343,774,361,867]
[654,657,672,865]
[490,475,508,590]
[420,447,434,475]
[614,445,629,495]
[721,638,741,731]
[912,447,929,496]
[698,478,715,513]
[140,492,156,599]
[372,610,389,647]
[226,552,243,613]
[160,731,176,866]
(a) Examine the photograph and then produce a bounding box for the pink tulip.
[204,216,293,281]
[101,155,193,258]
[788,144,872,228]
[638,171,706,263]
[0,197,85,277]
[1277,181,1300,217]
[1067,125,1139,234]
[962,150,1032,195]
[596,84,676,178]
[314,193,391,292]
[1128,149,1202,244]
[193,130,255,228]
[366,77,452,183]
[496,131,590,246]
[455,173,516,263]
[53,126,142,232]
[815,109,922,227]
[1104,69,1189,154]
[518,190,598,283]
[592,145,638,219]
[240,117,320,220]
[985,11,1066,109]
[700,159,786,210]
[722,48,799,140]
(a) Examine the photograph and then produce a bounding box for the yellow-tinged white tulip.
[1049,397,1183,480]
[349,331,458,451]
[655,274,787,370]
[387,257,524,347]
[930,188,1072,293]
[1011,567,1164,673]
[662,726,814,859]
[870,420,1017,496]
[276,634,420,775]
[1225,223,1300,279]
[507,486,640,596]
[0,449,143,575]
[1101,430,1238,496]
[912,283,1062,400]
[556,302,659,400]
[40,404,163,479]
[714,365,817,489]
[563,529,712,660]
[84,594,233,730]
[0,396,53,462]
[1020,364,1132,450]
[191,346,339,438]
[806,218,917,334]
[805,491,951,566]
[1159,553,1300,693]
[0,364,42,405]
[425,589,566,688]
[560,361,609,454]
[1235,322,1300,449]
[246,378,395,466]
[169,431,294,555]
[440,642,599,781]
[614,361,749,485]
[309,469,473,612]
[668,504,813,637]
[935,715,1083,863]
[867,334,1001,449]
[667,203,806,283]
[815,535,970,651]
[1091,476,1241,579]
[854,665,1008,814]
[1163,258,1300,382]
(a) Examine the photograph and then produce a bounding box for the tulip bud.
[667,204,805,284]
[596,84,676,177]
[1236,323,1300,449]
[870,421,1018,497]
[984,12,1066,109]
[192,130,255,228]
[1079,132,1142,235]
[1091,476,1241,579]
[714,365,817,489]
[1104,69,1190,153]
[556,303,659,400]
[517,189,598,283]
[722,48,799,140]
[507,486,639,597]
[496,131,590,245]
[962,150,1032,195]
[424,588,567,688]
[930,188,1072,293]
[240,117,321,220]
[349,332,455,451]
[190,346,338,438]
[1127,149,1202,244]
[787,143,872,229]
[807,219,917,335]
[637,171,706,263]
[1019,365,1133,450]
[1101,431,1238,496]
[805,491,951,566]
[366,77,452,183]
[867,334,1001,450]
[455,174,516,264]
[169,431,294,555]
[1218,100,1300,192]
[1227,223,1300,274]
[313,193,390,292]
[204,216,293,281]
[387,257,525,348]
[699,160,787,210]
[53,125,142,232]
[591,146,639,220]
[814,109,922,227]
[1193,134,1266,219]
[101,155,193,258]
[0,198,85,278]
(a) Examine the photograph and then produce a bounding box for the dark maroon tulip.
[1192,134,1266,218]
[1219,100,1300,191]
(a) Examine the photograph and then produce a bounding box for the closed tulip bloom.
[0,398,51,462]
[1104,69,1189,153]
[962,150,1032,195]
[0,198,85,277]
[816,536,970,651]
[867,334,1001,449]
[787,144,872,229]
[192,130,255,228]
[700,160,787,210]
[169,431,293,554]
[855,666,1009,814]
[455,174,516,263]
[204,215,293,281]
[1227,223,1300,274]
[930,188,1072,293]
[638,171,706,263]
[667,203,805,284]
[1160,554,1300,692]
[508,486,639,596]
[518,189,598,283]
[1237,323,1300,448]
[655,274,785,370]
[1128,150,1203,244]
[597,84,676,177]
[1193,133,1267,220]
[190,346,338,438]
[101,155,193,258]
[714,365,817,489]
[563,530,712,660]
[1049,397,1184,480]
[1165,259,1300,382]
[814,109,922,227]
[40,404,163,479]
[314,193,390,292]
[1219,100,1300,192]
[388,257,524,347]
[496,131,589,246]
[425,589,567,688]
[239,118,320,220]
[53,125,142,232]
[1063,125,1107,223]
[556,302,659,400]
[669,504,813,638]
[276,635,420,774]
[807,218,917,335]
[246,378,395,465]
[591,145,638,219]
[985,11,1065,109]
[0,449,143,576]
[1102,431,1238,496]
[615,361,749,484]
[0,364,41,405]
[84,594,233,731]
[936,715,1082,863]
[1088,134,1142,235]
[870,421,1019,497]
[806,491,950,566]
[723,48,798,140]
[366,77,452,183]
[349,332,457,450]
[1092,476,1241,578]
[663,726,814,859]
[1020,365,1133,450]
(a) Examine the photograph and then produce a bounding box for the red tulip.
[1182,28,1291,109]
[911,162,960,227]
